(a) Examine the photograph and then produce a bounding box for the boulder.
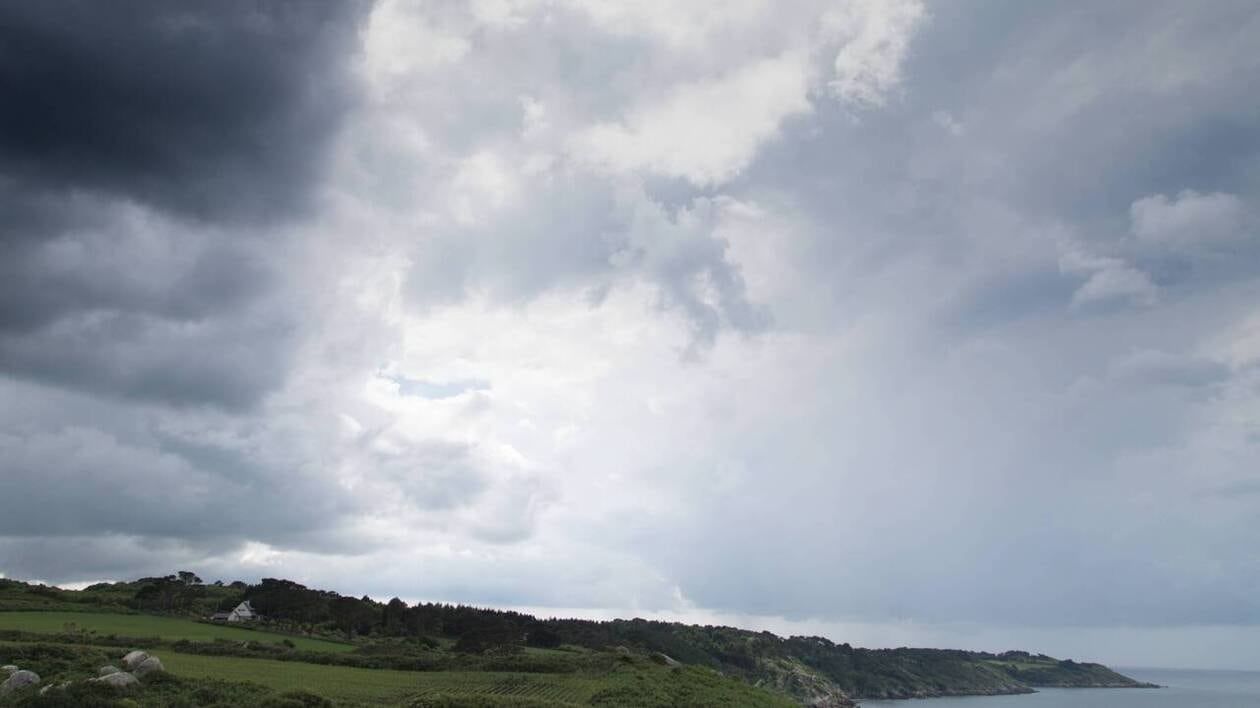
[650,652,682,668]
[0,669,40,695]
[121,650,149,670]
[93,671,140,690]
[133,656,164,677]
[99,665,122,676]
[1,665,17,673]
[38,683,69,696]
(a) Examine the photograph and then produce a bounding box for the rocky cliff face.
[751,656,856,707]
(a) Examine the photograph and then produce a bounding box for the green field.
[161,651,603,704]
[0,627,795,706]
[0,611,353,653]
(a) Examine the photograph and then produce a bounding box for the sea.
[857,668,1260,707]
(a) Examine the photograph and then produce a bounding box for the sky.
[1,0,1258,670]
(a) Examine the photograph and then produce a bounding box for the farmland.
[0,603,798,705]
[160,651,601,704]
[0,611,353,653]
[0,630,796,707]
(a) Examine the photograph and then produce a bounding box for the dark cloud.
[0,536,214,583]
[0,307,298,410]
[0,374,380,586]
[0,0,368,223]
[0,0,371,408]
[0,197,272,332]
[0,419,355,544]
[0,199,299,408]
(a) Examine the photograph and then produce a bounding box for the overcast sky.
[2,0,1258,670]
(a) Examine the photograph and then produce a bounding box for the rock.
[38,682,70,696]
[99,665,122,676]
[0,669,40,695]
[93,671,140,690]
[0,665,17,673]
[121,650,149,670]
[133,656,164,677]
[650,652,682,668]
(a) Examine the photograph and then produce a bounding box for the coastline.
[848,678,1161,702]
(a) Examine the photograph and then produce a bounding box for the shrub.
[3,682,121,708]
[258,690,333,708]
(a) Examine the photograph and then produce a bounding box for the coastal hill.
[533,621,1156,701]
[0,575,1155,706]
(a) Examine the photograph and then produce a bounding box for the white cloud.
[823,0,926,107]
[1060,250,1159,308]
[561,0,773,49]
[1108,349,1229,388]
[932,109,965,136]
[469,0,545,29]
[1131,190,1248,249]
[449,151,520,225]
[362,0,471,94]
[571,52,813,185]
[1072,264,1159,308]
[1212,312,1260,369]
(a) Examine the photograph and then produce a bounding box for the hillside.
[0,576,1156,706]
[535,620,1156,700]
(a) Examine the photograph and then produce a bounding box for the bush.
[408,695,561,708]
[525,627,562,649]
[4,682,122,708]
[258,690,333,708]
[0,643,111,683]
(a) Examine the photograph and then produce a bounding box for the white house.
[229,600,257,622]
[212,600,258,623]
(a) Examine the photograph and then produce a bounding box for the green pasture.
[160,651,600,704]
[0,611,352,653]
[158,651,794,706]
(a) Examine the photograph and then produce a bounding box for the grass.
[0,639,796,707]
[0,611,798,706]
[159,652,796,706]
[0,611,352,653]
[160,651,603,704]
[985,660,1051,670]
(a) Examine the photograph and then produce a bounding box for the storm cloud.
[0,0,366,221]
[0,0,370,408]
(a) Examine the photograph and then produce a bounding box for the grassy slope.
[160,651,599,704]
[158,652,794,706]
[983,657,1158,688]
[0,611,353,653]
[562,622,1154,701]
[0,634,795,707]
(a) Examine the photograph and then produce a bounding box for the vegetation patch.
[0,613,351,654]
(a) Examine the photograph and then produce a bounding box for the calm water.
[858,669,1260,708]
